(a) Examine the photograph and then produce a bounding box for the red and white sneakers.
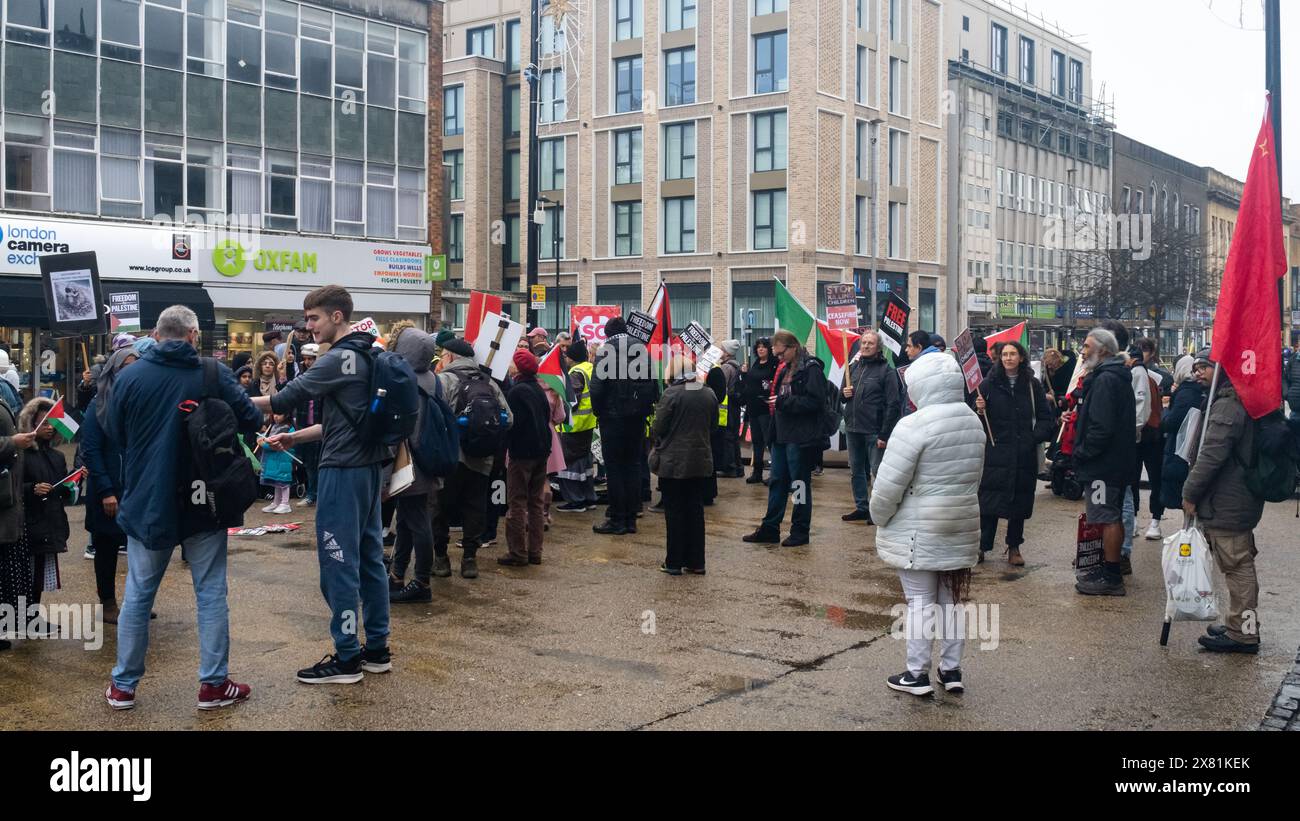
[105,684,136,710]
[197,678,252,710]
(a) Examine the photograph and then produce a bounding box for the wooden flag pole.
[842,333,852,388]
[80,341,90,375]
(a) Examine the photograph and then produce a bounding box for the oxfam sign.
[211,241,319,277]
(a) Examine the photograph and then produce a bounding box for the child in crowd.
[260,411,296,514]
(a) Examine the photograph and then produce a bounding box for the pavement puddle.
[779,598,895,631]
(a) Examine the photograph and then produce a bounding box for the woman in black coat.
[739,337,778,484]
[974,341,1056,565]
[19,398,71,610]
[1159,354,1208,512]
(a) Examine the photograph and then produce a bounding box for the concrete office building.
[0,0,439,398]
[442,0,949,342]
[943,0,1112,351]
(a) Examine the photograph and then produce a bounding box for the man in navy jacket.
[104,305,262,712]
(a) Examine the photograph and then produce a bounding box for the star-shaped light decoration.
[542,0,577,28]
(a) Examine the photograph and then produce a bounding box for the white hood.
[903,352,965,409]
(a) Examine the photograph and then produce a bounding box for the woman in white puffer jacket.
[870,351,986,696]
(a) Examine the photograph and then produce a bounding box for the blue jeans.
[762,443,814,539]
[846,432,885,512]
[1122,488,1135,557]
[112,529,229,691]
[315,465,388,658]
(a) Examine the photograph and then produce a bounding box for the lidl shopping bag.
[1162,524,1218,622]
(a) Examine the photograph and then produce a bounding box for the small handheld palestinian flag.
[37,397,80,441]
[55,466,86,505]
[537,345,572,427]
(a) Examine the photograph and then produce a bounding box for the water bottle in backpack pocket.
[453,369,507,458]
[331,341,421,448]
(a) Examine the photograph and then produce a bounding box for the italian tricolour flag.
[773,278,860,387]
[40,397,79,441]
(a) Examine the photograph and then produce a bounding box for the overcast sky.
[1017,0,1299,201]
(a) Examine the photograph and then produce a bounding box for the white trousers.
[897,569,964,676]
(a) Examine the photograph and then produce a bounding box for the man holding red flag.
[1180,100,1288,655]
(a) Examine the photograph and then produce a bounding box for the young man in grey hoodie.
[258,286,391,685]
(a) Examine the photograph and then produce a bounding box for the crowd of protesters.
[0,282,1290,710]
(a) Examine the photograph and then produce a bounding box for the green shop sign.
[997,294,1057,320]
[212,240,319,277]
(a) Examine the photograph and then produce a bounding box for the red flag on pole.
[465,291,503,344]
[1209,97,1287,420]
[983,321,1029,356]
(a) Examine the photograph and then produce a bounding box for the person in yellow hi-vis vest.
[555,339,599,512]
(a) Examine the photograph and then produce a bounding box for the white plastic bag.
[1162,523,1218,622]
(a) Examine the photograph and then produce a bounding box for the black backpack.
[411,376,460,478]
[452,368,506,458]
[329,338,421,448]
[179,358,258,529]
[1236,409,1300,503]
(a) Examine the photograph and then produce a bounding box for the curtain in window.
[367,186,395,237]
[301,179,331,232]
[54,151,97,213]
[228,169,261,218]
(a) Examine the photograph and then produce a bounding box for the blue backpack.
[411,376,460,478]
[331,338,420,448]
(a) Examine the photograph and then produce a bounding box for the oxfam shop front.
[199,232,433,362]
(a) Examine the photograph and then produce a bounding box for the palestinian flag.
[57,466,86,505]
[774,278,859,385]
[983,321,1029,356]
[39,397,79,441]
[537,344,572,426]
[815,320,861,389]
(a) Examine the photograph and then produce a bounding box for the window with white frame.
[664,196,696,253]
[753,31,788,93]
[615,0,643,40]
[300,154,331,233]
[467,24,495,57]
[541,69,566,121]
[53,121,97,214]
[449,213,464,261]
[101,127,143,218]
[752,189,787,249]
[540,138,565,190]
[444,86,464,135]
[755,0,788,14]
[1051,50,1066,97]
[887,129,906,186]
[334,158,364,236]
[540,206,564,258]
[666,0,697,31]
[889,0,906,42]
[1019,36,1035,86]
[665,47,696,106]
[540,0,565,54]
[664,122,696,180]
[613,201,642,256]
[991,23,1008,74]
[888,201,906,258]
[888,57,907,115]
[614,56,643,112]
[265,149,297,230]
[1068,58,1083,103]
[753,110,788,172]
[445,150,463,200]
[613,128,642,185]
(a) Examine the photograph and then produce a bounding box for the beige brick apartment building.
[440,0,948,342]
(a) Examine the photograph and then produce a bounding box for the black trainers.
[460,557,479,579]
[388,575,404,594]
[1206,624,1228,637]
[297,653,364,684]
[886,670,934,696]
[937,667,964,692]
[1119,555,1133,575]
[781,535,809,547]
[593,520,627,535]
[431,555,452,578]
[360,645,392,673]
[391,580,432,603]
[841,510,873,523]
[1197,633,1259,654]
[1075,571,1126,596]
[742,528,780,544]
[556,502,590,512]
